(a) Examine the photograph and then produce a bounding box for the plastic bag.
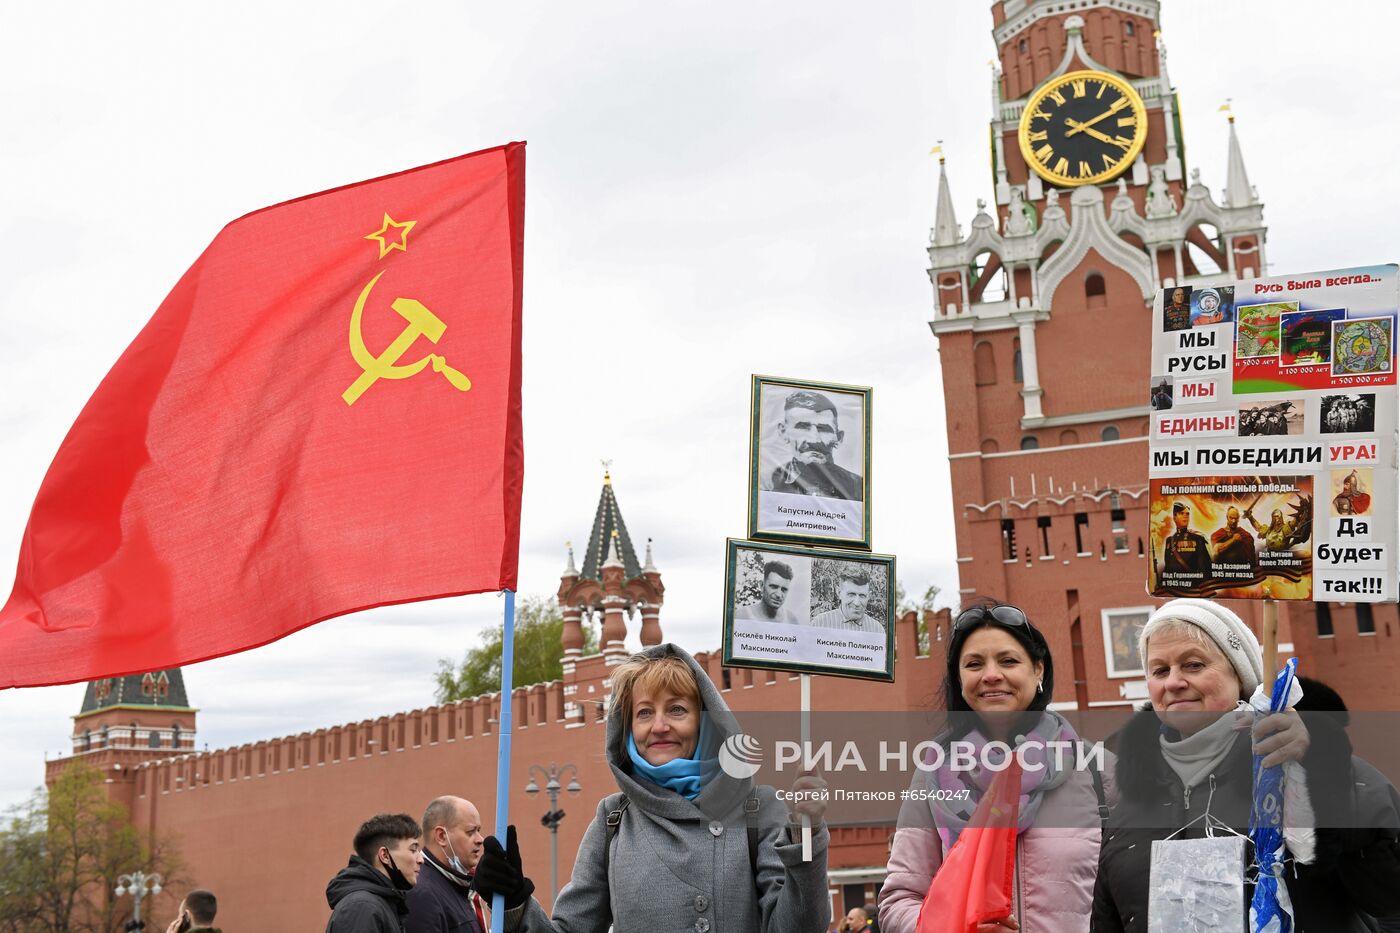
[1148,835,1246,933]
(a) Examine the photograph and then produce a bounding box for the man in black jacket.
[406,796,487,933]
[326,813,423,933]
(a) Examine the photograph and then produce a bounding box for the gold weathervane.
[343,213,472,406]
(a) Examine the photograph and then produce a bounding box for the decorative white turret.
[933,153,960,247]
[1224,114,1258,209]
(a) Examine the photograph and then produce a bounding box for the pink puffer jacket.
[879,758,1115,933]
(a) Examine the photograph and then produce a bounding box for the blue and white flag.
[1248,657,1300,933]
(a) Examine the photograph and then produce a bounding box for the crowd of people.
[284,601,1400,931]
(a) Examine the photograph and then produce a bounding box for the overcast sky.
[1,2,1396,811]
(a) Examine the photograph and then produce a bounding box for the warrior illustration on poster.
[748,375,872,549]
[1149,477,1313,599]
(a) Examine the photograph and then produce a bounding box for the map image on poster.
[1236,302,1288,359]
[1281,308,1345,367]
[1230,270,1398,395]
[1333,318,1394,377]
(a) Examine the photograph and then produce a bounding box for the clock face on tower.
[1017,69,1148,187]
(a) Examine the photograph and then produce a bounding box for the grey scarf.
[1158,700,1250,793]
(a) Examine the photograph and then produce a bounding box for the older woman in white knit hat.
[1091,598,1400,932]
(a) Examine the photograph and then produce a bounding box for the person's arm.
[325,893,394,933]
[1090,857,1125,933]
[476,803,614,933]
[403,885,448,933]
[752,790,832,933]
[878,826,943,933]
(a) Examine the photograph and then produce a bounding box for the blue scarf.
[626,713,721,800]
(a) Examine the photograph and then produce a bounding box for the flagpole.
[799,673,813,862]
[491,589,516,933]
[1261,588,1278,681]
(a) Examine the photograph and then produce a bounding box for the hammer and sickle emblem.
[342,271,472,406]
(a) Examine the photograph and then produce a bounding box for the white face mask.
[445,836,467,875]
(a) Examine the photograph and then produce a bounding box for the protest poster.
[748,375,872,549]
[721,539,895,681]
[1148,264,1398,602]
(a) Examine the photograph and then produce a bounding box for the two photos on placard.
[723,375,895,682]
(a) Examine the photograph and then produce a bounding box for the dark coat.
[1092,707,1400,932]
[405,852,484,933]
[769,461,864,502]
[326,856,409,933]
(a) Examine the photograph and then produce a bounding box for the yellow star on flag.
[364,213,417,259]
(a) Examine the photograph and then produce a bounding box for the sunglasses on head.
[953,605,1030,632]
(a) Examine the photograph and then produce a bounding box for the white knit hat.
[1139,598,1262,696]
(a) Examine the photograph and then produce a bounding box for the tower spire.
[932,144,960,247]
[1224,105,1257,208]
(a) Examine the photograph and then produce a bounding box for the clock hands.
[1064,119,1130,149]
[1063,97,1129,137]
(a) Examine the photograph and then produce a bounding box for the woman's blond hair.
[610,653,701,723]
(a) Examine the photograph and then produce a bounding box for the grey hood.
[604,642,754,821]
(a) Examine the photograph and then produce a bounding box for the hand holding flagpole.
[491,589,517,933]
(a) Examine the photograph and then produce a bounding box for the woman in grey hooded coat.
[473,643,830,933]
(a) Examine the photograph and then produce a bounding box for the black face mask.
[382,850,413,892]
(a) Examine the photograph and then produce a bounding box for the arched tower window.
[149,731,161,749]
[1012,338,1023,383]
[974,341,997,386]
[1102,425,1120,442]
[1021,436,1040,450]
[1059,429,1079,445]
[83,730,92,751]
[980,438,1000,455]
[1085,273,1106,309]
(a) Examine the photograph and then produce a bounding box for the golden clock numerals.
[1018,71,1145,186]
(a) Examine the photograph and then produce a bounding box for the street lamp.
[115,870,162,931]
[524,762,582,900]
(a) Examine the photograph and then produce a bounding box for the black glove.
[472,824,535,910]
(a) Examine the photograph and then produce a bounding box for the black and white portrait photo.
[749,376,872,548]
[722,540,894,681]
[1321,394,1376,434]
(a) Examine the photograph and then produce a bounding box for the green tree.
[434,595,598,702]
[0,761,182,933]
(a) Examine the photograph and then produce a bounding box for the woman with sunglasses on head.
[880,602,1113,933]
[1092,598,1400,932]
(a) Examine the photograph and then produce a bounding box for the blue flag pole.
[492,589,516,933]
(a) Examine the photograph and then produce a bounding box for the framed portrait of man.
[1101,606,1151,678]
[722,539,895,682]
[748,375,872,549]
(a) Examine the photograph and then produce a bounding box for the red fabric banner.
[0,143,526,689]
[915,759,1022,933]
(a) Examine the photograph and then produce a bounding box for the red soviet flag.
[915,759,1021,933]
[0,143,525,689]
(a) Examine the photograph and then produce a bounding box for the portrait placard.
[721,539,894,682]
[748,375,872,549]
[1101,606,1151,678]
